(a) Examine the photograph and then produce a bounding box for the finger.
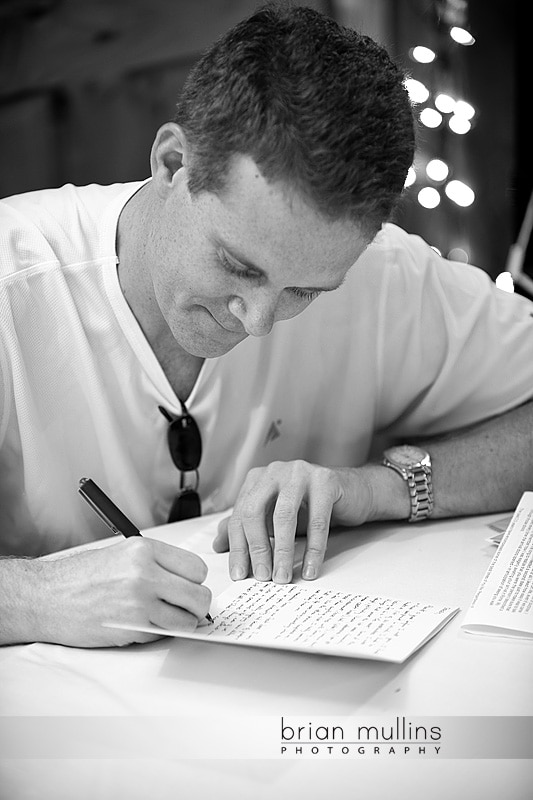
[148,539,208,583]
[226,513,253,580]
[237,500,275,581]
[301,487,334,580]
[212,516,230,552]
[149,599,201,632]
[156,572,212,620]
[271,490,305,584]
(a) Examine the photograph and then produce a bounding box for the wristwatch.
[382,445,434,522]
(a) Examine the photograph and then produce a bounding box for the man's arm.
[0,538,212,647]
[213,399,533,582]
[412,398,533,518]
[354,398,533,524]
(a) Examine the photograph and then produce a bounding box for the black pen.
[78,477,214,623]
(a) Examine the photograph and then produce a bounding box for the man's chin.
[188,332,249,358]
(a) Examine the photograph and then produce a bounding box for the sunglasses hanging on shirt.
[159,402,202,523]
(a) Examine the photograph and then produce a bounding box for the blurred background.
[0,0,531,293]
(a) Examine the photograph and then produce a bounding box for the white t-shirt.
[2,181,533,554]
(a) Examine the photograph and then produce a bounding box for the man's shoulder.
[331,223,429,296]
[0,181,145,278]
[366,222,431,264]
[364,222,482,287]
[1,182,131,223]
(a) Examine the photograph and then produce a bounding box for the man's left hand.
[212,459,377,583]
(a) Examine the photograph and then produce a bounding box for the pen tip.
[206,613,214,623]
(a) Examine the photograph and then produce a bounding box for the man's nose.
[228,291,278,337]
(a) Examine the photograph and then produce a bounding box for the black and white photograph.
[0,1,531,797]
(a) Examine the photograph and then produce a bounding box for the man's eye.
[219,253,241,275]
[290,287,321,302]
[219,250,320,302]
[219,252,255,279]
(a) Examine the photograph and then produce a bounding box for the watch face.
[384,445,428,468]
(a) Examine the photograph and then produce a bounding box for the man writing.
[1,4,532,647]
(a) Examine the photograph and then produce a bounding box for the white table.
[1,512,532,799]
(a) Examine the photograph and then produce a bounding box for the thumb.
[212,516,230,552]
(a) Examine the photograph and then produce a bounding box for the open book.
[106,580,458,663]
[462,491,533,639]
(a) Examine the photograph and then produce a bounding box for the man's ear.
[150,122,191,196]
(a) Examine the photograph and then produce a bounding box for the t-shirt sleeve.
[374,226,533,437]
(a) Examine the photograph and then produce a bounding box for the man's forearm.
[346,400,533,527]
[0,557,45,645]
[422,399,533,518]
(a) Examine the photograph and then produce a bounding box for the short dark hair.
[174,2,415,237]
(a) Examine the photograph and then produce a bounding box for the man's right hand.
[0,538,211,648]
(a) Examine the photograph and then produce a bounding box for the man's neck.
[115,183,204,402]
[116,183,161,341]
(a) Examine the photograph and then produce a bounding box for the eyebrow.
[219,241,347,293]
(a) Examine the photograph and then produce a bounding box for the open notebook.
[105,579,458,663]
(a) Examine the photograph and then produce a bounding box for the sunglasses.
[159,402,202,522]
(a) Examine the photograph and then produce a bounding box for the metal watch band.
[382,450,434,523]
[405,464,434,522]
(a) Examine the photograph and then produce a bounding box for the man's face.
[147,155,368,358]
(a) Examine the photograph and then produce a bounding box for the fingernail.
[230,565,246,580]
[254,564,271,581]
[303,564,317,580]
[274,568,290,583]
